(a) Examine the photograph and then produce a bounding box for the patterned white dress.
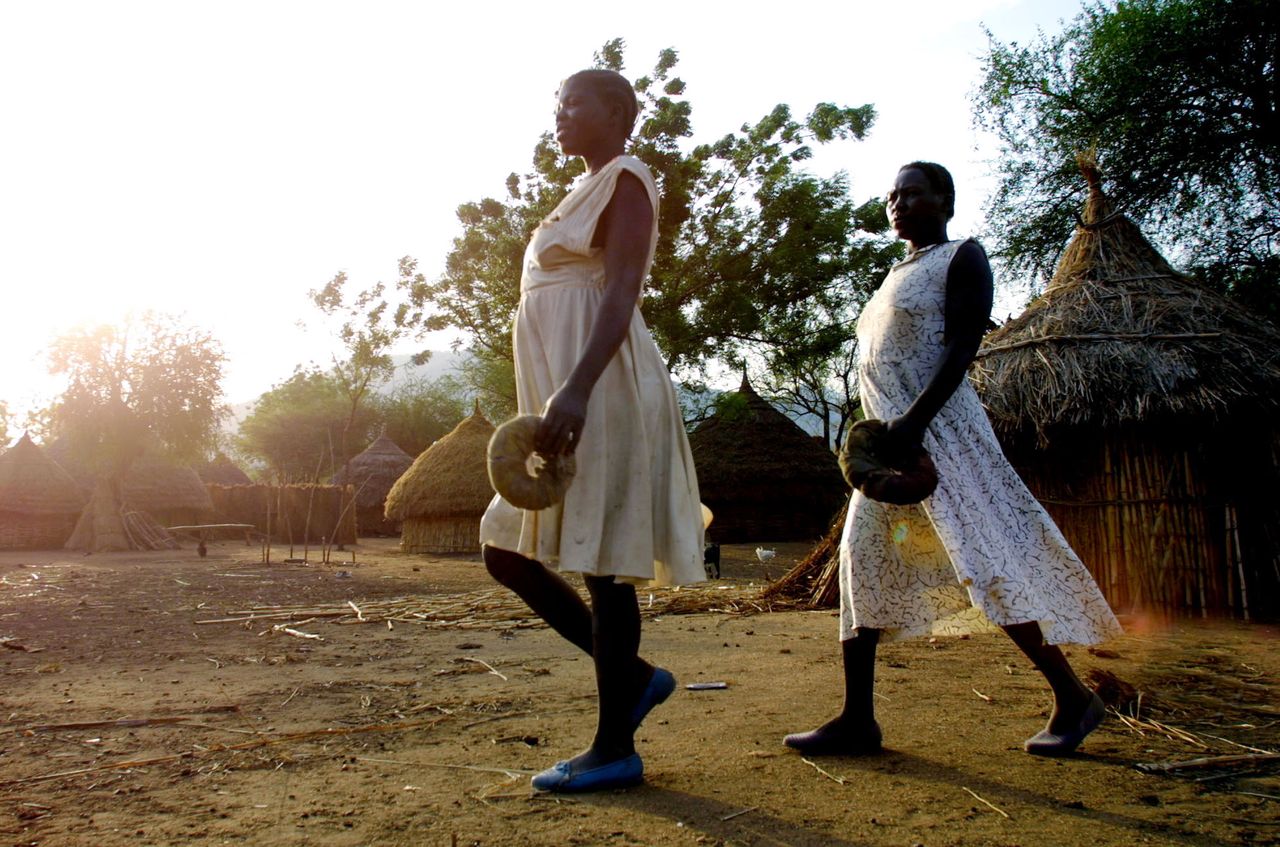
[838,239,1122,644]
[479,155,706,587]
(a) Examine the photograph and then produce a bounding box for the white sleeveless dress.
[839,240,1122,644]
[479,155,706,587]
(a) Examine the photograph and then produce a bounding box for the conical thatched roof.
[973,155,1280,443]
[0,434,86,515]
[333,432,414,510]
[197,453,253,486]
[688,375,844,497]
[121,449,214,512]
[384,408,495,520]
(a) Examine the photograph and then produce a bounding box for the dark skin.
[481,74,657,773]
[792,166,1094,752]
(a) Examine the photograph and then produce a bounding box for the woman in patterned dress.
[784,162,1122,758]
[478,69,705,792]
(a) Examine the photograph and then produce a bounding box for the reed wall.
[206,484,357,546]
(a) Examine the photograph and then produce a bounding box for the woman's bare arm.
[884,240,993,448]
[536,170,653,456]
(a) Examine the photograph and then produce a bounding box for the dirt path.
[1,539,1276,846]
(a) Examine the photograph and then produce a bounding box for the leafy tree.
[309,259,428,474]
[0,402,10,448]
[403,40,895,414]
[235,367,379,482]
[373,374,469,458]
[974,0,1280,319]
[46,313,227,472]
[752,197,901,447]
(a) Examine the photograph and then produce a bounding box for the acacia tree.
[47,313,227,473]
[372,374,468,458]
[236,368,377,482]
[403,40,896,431]
[975,0,1280,319]
[309,259,428,475]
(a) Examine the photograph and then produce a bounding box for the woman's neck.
[906,226,948,253]
[582,141,626,175]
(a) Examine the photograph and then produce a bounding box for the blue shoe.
[630,667,676,732]
[1024,693,1105,757]
[530,753,644,792]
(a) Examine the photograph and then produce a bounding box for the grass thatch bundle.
[762,500,847,607]
[385,407,494,554]
[207,484,357,546]
[65,479,132,553]
[973,156,1280,445]
[333,432,414,536]
[688,375,846,542]
[0,434,87,549]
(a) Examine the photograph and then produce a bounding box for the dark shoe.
[784,719,882,756]
[530,753,644,792]
[631,667,676,731]
[1024,693,1105,757]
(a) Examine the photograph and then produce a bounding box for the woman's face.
[886,168,947,241]
[555,77,615,157]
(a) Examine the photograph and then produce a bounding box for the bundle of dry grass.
[333,432,414,536]
[688,375,846,543]
[207,484,357,546]
[384,407,494,554]
[0,434,87,549]
[971,154,1280,619]
[762,500,847,607]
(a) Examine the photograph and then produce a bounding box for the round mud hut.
[333,432,414,536]
[971,159,1280,620]
[689,375,846,543]
[384,408,495,554]
[0,434,87,549]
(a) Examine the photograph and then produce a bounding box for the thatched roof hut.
[0,434,87,549]
[121,449,216,528]
[333,432,414,536]
[971,158,1280,619]
[385,408,494,554]
[688,375,846,543]
[197,453,253,486]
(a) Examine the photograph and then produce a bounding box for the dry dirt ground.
[1,538,1276,847]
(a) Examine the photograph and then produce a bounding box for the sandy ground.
[0,537,1277,847]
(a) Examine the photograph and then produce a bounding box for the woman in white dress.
[784,162,1122,758]
[479,69,705,792]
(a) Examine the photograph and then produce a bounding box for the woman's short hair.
[563,69,640,138]
[899,161,955,220]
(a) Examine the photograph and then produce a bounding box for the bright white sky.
[0,0,1085,424]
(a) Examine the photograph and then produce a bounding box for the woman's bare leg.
[1002,621,1095,733]
[578,575,643,764]
[482,544,593,652]
[482,546,657,724]
[784,627,883,754]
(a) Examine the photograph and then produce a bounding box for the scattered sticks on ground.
[195,585,787,632]
[1135,752,1280,775]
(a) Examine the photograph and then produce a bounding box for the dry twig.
[963,786,1011,819]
